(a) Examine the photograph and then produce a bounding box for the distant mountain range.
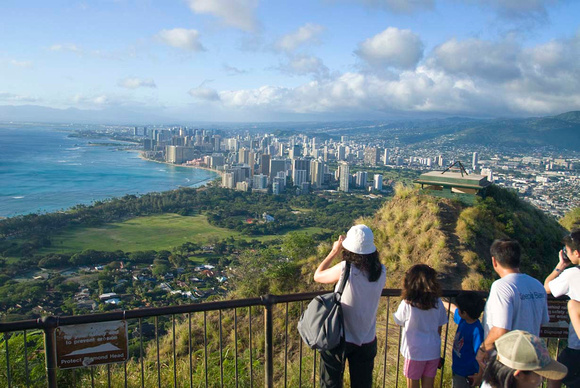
[1,104,579,149]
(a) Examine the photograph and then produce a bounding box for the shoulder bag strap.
[336,262,351,298]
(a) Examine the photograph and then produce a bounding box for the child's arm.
[441,299,457,315]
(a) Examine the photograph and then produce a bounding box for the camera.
[562,246,571,264]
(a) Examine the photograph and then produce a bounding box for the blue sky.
[1,0,580,121]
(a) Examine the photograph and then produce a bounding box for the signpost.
[55,320,128,369]
[540,299,569,339]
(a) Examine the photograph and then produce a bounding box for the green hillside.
[299,184,566,292]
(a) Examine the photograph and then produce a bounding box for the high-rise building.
[253,174,268,190]
[165,146,197,164]
[209,154,225,169]
[238,148,251,164]
[222,172,235,189]
[383,149,390,165]
[337,145,346,161]
[356,171,368,188]
[364,147,380,166]
[269,159,287,180]
[310,159,325,188]
[339,162,350,192]
[289,145,302,160]
[293,169,307,187]
[374,174,383,191]
[292,158,310,182]
[472,152,479,170]
[260,154,271,176]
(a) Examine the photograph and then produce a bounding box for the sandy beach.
[138,151,224,177]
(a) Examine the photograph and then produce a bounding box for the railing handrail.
[0,288,489,332]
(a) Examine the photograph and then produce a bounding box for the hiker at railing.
[543,229,580,388]
[569,300,580,338]
[442,292,485,387]
[477,239,549,388]
[313,224,386,388]
[481,330,567,388]
[393,264,448,388]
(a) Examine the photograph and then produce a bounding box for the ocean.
[0,125,218,218]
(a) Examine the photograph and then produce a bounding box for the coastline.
[137,151,224,177]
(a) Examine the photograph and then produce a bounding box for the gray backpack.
[298,262,351,351]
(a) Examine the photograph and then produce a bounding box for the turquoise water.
[0,125,218,218]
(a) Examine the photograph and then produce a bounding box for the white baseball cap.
[341,224,376,255]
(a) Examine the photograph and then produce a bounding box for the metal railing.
[1,289,561,388]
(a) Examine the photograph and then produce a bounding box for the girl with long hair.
[394,264,448,388]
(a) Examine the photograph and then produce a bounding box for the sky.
[1,0,580,122]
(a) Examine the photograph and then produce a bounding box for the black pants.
[559,347,580,387]
[320,338,377,388]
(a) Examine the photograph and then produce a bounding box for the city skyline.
[2,0,580,122]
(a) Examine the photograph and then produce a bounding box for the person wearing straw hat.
[482,330,568,388]
[314,224,386,388]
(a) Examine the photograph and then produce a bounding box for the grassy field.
[39,214,327,254]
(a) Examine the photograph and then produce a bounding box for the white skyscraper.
[374,174,383,191]
[472,152,479,170]
[383,149,390,165]
[339,162,350,192]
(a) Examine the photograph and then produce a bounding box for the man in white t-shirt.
[544,230,580,388]
[477,239,549,386]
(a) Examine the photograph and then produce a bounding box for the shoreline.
[137,151,224,178]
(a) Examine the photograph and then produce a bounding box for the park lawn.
[39,214,329,255]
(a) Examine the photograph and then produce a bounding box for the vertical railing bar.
[107,363,111,388]
[124,355,128,388]
[264,296,274,388]
[299,301,303,388]
[24,330,30,388]
[72,368,76,388]
[139,318,144,388]
[440,301,453,388]
[219,309,224,388]
[395,326,402,388]
[91,366,95,388]
[312,349,317,388]
[234,308,239,388]
[172,315,177,388]
[189,313,193,388]
[155,316,161,388]
[249,306,253,388]
[383,297,390,388]
[284,302,289,388]
[204,311,208,388]
[556,338,561,356]
[5,333,11,388]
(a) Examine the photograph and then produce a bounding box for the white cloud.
[430,38,521,81]
[470,0,557,19]
[9,60,33,68]
[278,55,330,78]
[156,28,206,52]
[186,0,259,32]
[204,31,580,118]
[338,0,434,13]
[223,64,248,75]
[49,43,83,54]
[189,86,221,101]
[275,23,325,53]
[117,77,157,89]
[73,94,111,106]
[355,27,424,69]
[0,92,39,103]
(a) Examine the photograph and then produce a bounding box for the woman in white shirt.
[314,224,386,388]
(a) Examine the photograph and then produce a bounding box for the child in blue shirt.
[443,292,485,388]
